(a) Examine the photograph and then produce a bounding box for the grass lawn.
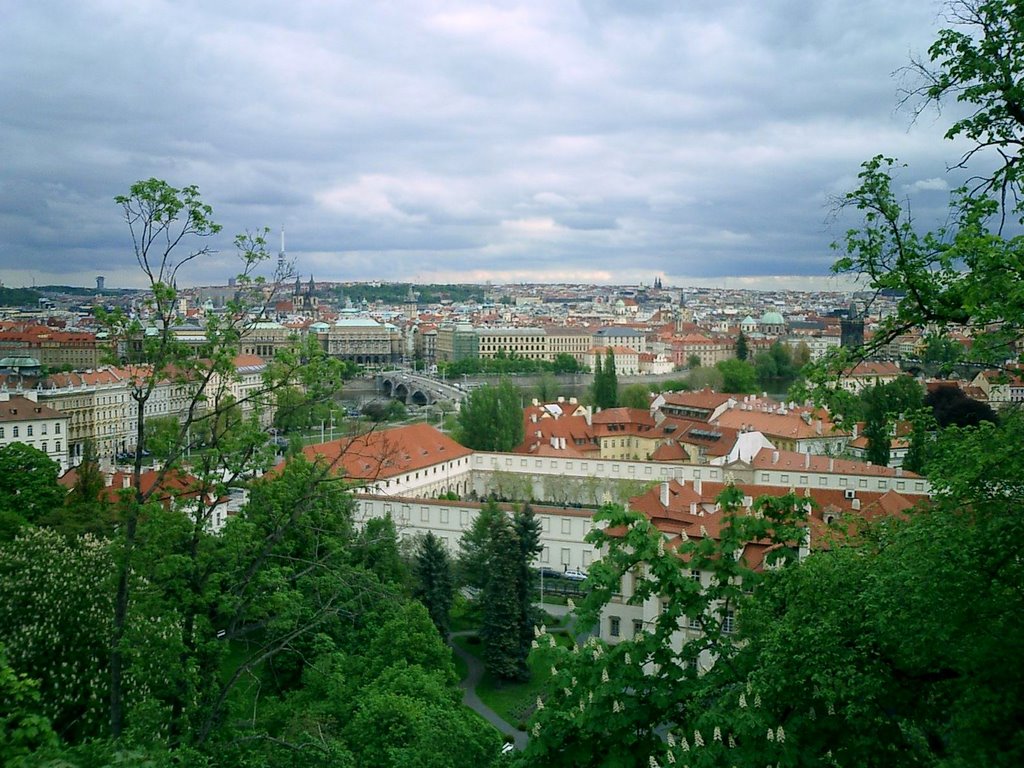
[455,631,573,730]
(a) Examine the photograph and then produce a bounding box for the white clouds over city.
[0,0,969,288]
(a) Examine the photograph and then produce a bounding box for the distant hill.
[337,282,483,305]
[36,285,135,297]
[0,286,42,306]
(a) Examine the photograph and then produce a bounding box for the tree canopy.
[455,379,524,451]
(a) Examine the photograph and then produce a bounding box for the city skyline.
[2,1,969,290]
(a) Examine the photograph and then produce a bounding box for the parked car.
[563,568,588,582]
[536,567,564,580]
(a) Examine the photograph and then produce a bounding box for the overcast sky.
[0,1,974,290]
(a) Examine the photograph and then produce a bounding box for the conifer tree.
[480,513,522,680]
[735,330,749,361]
[414,531,454,636]
[513,504,542,679]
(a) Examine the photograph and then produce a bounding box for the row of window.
[492,455,718,480]
[1,436,62,454]
[758,471,924,493]
[0,422,61,439]
[608,610,734,638]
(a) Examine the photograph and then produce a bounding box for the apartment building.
[240,320,298,361]
[36,367,132,464]
[435,323,479,362]
[0,390,69,472]
[543,326,593,363]
[477,327,547,360]
[321,317,400,365]
[0,324,105,370]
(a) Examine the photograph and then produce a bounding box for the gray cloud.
[0,0,971,289]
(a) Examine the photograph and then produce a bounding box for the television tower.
[277,226,286,280]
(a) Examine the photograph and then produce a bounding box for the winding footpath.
[450,631,529,751]
[449,603,589,752]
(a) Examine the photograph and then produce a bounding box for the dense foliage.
[458,501,542,681]
[519,3,1024,766]
[455,380,525,451]
[0,180,503,767]
[440,351,582,377]
[591,349,619,410]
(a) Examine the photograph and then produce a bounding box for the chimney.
[105,473,114,487]
[895,467,903,477]
[772,450,779,465]
[852,498,861,511]
[693,478,702,496]
[804,453,810,469]
[815,419,823,435]
[660,481,670,508]
[123,475,131,489]
[828,457,835,473]
[689,501,698,516]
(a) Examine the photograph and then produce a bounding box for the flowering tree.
[518,487,808,768]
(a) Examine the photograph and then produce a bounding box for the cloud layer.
[0,1,971,289]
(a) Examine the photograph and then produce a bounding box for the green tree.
[716,358,758,393]
[735,331,749,361]
[723,415,1024,768]
[0,647,57,766]
[97,178,356,750]
[603,349,618,406]
[518,488,808,767]
[591,349,618,410]
[54,441,111,538]
[921,334,963,367]
[860,377,924,467]
[480,512,522,681]
[455,379,524,451]
[143,414,183,462]
[551,353,582,374]
[0,444,64,541]
[925,385,998,428]
[457,500,505,590]
[863,391,892,466]
[619,383,652,410]
[0,528,114,742]
[793,340,812,368]
[755,341,799,390]
[356,513,409,586]
[414,532,455,636]
[687,365,724,391]
[511,504,543,680]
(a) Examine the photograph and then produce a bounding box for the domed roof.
[760,311,785,325]
[0,356,40,367]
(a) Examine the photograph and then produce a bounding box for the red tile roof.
[748,446,920,478]
[302,423,473,482]
[0,396,64,422]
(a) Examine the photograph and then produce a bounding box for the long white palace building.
[301,422,930,647]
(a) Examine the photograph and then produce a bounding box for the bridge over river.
[377,371,469,406]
